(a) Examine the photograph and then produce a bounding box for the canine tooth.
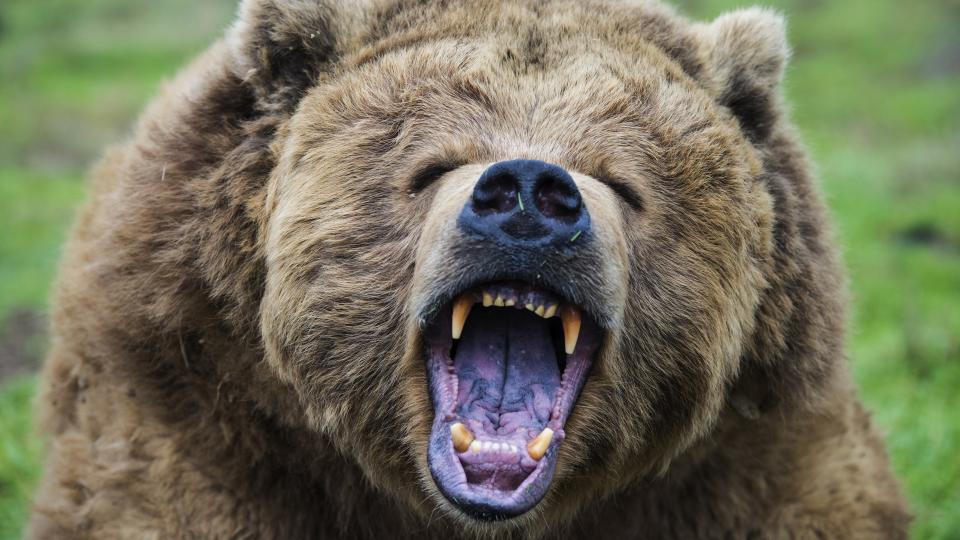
[451,294,475,340]
[450,423,475,453]
[560,305,582,355]
[482,292,493,307]
[494,296,505,307]
[525,303,536,312]
[510,444,519,453]
[544,304,558,318]
[535,305,546,317]
[527,428,554,461]
[470,440,481,453]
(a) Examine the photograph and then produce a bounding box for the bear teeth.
[526,428,554,461]
[450,290,581,353]
[452,425,556,460]
[451,294,475,340]
[559,305,582,354]
[450,422,474,452]
[462,438,523,455]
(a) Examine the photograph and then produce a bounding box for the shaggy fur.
[29,0,909,538]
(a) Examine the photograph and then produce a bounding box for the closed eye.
[408,162,463,193]
[597,176,644,211]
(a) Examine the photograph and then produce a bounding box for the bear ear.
[699,7,790,142]
[228,0,367,112]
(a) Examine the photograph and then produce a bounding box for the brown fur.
[28,1,909,538]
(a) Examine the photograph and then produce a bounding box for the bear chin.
[422,280,603,519]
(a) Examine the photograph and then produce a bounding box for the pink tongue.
[453,308,561,436]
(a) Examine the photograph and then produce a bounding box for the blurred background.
[0,0,957,538]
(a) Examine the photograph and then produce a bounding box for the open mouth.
[423,280,602,520]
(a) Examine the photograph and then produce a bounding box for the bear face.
[255,0,776,523]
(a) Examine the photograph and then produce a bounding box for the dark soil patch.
[0,308,47,384]
[896,223,960,255]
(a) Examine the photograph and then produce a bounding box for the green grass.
[0,0,958,538]
[0,377,42,538]
[0,170,86,313]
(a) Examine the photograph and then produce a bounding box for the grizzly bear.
[28,0,910,538]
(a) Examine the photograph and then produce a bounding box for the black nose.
[458,159,590,246]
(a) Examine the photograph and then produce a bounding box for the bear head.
[144,0,844,532]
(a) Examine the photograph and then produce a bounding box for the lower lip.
[426,415,564,519]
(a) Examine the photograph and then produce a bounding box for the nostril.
[534,175,582,221]
[461,159,590,246]
[473,172,519,214]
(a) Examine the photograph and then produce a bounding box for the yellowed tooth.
[482,291,493,307]
[544,304,558,318]
[525,303,536,312]
[560,305,582,354]
[527,428,554,461]
[535,305,546,317]
[494,296,505,307]
[505,299,516,307]
[451,294,475,340]
[450,423,475,453]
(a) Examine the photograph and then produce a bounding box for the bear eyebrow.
[408,161,464,193]
[596,176,644,211]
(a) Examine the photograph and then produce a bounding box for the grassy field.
[1,0,957,538]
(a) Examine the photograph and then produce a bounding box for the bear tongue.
[453,308,561,435]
